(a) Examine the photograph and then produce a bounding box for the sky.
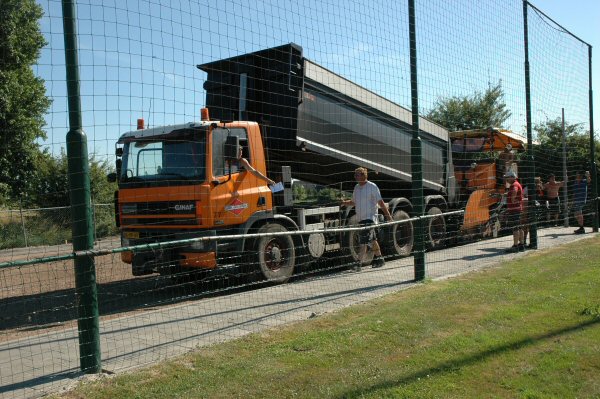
[34,0,599,160]
[533,0,599,126]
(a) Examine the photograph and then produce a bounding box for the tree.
[32,150,117,237]
[427,82,511,131]
[33,150,116,207]
[533,118,599,178]
[0,0,51,200]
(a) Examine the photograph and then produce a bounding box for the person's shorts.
[505,211,522,231]
[573,202,585,214]
[358,219,377,245]
[520,207,530,225]
[548,197,560,214]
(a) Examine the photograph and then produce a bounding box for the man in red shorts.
[504,170,525,252]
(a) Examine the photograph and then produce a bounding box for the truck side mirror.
[115,158,122,180]
[224,135,240,161]
[107,172,117,183]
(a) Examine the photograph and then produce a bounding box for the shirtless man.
[543,174,564,225]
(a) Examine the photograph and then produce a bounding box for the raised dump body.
[198,43,455,202]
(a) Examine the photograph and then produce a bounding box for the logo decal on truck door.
[225,198,248,215]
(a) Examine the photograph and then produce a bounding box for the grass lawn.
[60,236,600,398]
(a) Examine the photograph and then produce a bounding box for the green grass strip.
[60,236,600,399]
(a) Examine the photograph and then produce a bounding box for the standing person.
[533,176,548,229]
[504,170,525,252]
[497,143,515,183]
[543,174,564,225]
[535,176,545,202]
[573,170,591,234]
[341,167,393,269]
[521,185,530,247]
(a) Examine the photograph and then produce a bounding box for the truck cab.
[114,115,284,278]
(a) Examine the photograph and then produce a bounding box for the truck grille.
[121,217,200,226]
[121,201,196,215]
[120,201,200,226]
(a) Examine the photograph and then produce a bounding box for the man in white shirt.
[341,167,392,268]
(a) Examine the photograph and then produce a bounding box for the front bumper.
[120,229,218,275]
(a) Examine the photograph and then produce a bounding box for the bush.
[0,217,71,250]
[0,203,119,250]
[93,204,118,239]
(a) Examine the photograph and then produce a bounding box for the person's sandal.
[372,256,385,268]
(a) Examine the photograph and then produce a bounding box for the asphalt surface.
[0,226,598,399]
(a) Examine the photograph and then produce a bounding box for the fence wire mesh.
[0,0,597,397]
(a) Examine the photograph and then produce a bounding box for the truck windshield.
[451,137,488,153]
[120,129,206,185]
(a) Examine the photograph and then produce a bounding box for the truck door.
[210,127,267,226]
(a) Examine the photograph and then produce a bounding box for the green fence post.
[408,0,425,280]
[523,1,538,248]
[62,0,101,373]
[588,45,599,233]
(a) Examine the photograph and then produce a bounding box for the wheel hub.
[269,245,282,263]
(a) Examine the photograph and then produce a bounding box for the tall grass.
[0,205,117,249]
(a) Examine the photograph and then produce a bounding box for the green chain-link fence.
[0,0,597,397]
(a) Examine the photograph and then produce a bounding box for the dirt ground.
[1,253,131,299]
[0,235,243,343]
[0,237,145,342]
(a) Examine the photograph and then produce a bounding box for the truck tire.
[255,223,296,284]
[343,214,374,266]
[426,206,446,249]
[385,209,413,257]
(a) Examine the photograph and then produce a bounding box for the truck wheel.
[255,223,296,284]
[426,207,446,249]
[344,214,374,266]
[385,209,413,257]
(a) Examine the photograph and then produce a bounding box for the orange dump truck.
[450,128,527,237]
[110,44,461,282]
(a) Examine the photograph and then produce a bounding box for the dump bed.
[198,43,451,198]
